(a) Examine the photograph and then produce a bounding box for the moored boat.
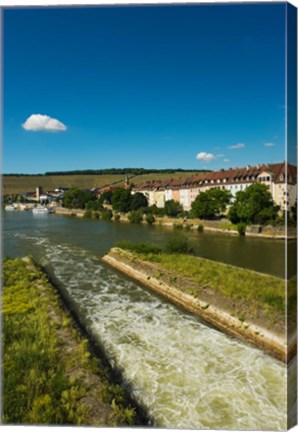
[5,204,16,211]
[32,206,54,214]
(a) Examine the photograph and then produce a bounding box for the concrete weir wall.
[102,249,290,363]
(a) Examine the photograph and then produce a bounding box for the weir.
[3,212,293,429]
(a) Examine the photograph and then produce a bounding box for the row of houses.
[21,186,68,203]
[132,162,297,212]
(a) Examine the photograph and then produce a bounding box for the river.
[3,211,294,429]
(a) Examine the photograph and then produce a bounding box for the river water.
[3,211,292,429]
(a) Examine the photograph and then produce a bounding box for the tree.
[191,188,232,220]
[111,188,132,213]
[228,183,279,225]
[164,200,183,217]
[98,190,113,205]
[62,188,96,209]
[130,192,148,210]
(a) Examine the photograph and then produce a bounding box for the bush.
[93,211,100,219]
[101,208,113,221]
[113,213,121,221]
[128,210,143,224]
[84,209,93,218]
[164,200,183,217]
[164,236,193,254]
[115,241,162,255]
[197,224,204,232]
[173,223,183,230]
[237,222,247,236]
[145,213,155,224]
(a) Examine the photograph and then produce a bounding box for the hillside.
[3,172,199,195]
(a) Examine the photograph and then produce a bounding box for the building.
[132,162,297,213]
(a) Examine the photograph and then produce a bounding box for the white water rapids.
[11,233,290,429]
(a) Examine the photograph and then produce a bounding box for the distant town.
[4,161,297,214]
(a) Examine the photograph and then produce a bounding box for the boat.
[5,204,16,211]
[32,206,54,214]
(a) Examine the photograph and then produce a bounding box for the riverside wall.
[52,206,294,240]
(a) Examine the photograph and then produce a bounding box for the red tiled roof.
[132,162,296,190]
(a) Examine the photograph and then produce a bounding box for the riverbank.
[53,206,295,239]
[2,257,144,426]
[102,247,296,363]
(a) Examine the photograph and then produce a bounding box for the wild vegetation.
[114,240,290,321]
[2,258,140,426]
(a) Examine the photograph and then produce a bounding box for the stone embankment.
[102,248,294,363]
[52,206,294,239]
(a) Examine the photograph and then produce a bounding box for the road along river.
[3,211,293,429]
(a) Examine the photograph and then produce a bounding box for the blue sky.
[3,3,287,173]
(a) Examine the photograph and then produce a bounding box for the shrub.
[114,213,121,221]
[164,200,183,217]
[84,209,93,218]
[128,210,143,224]
[93,211,100,219]
[145,213,155,224]
[197,224,204,232]
[173,223,183,230]
[237,222,247,236]
[164,236,193,254]
[115,241,162,255]
[101,208,113,221]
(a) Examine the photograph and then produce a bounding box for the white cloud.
[216,154,225,158]
[22,114,67,132]
[228,143,245,150]
[196,152,215,161]
[264,142,275,147]
[223,158,231,162]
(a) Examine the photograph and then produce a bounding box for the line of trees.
[62,183,293,230]
[190,183,283,231]
[3,168,210,177]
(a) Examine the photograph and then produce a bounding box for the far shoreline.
[51,206,295,240]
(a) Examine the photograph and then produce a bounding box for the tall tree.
[111,188,132,213]
[164,199,183,217]
[130,192,148,210]
[228,183,279,224]
[191,188,232,219]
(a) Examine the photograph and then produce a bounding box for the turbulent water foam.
[12,233,287,429]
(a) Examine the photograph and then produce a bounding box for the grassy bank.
[113,241,294,334]
[103,246,295,361]
[2,257,140,426]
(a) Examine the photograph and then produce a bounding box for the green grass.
[2,257,138,426]
[149,253,285,314]
[116,246,287,319]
